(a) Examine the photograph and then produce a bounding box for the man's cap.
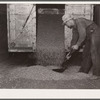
[62,14,73,25]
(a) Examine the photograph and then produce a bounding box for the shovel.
[52,49,76,73]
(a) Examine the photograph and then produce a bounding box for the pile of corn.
[9,65,91,81]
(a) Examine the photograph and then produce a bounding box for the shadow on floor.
[6,52,83,68]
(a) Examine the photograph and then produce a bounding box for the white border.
[1,89,100,99]
[0,1,100,4]
[1,1,100,99]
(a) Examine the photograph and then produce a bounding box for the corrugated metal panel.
[64,4,93,51]
[7,4,36,52]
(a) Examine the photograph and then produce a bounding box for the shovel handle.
[66,49,76,60]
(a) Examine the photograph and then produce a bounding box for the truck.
[7,4,93,52]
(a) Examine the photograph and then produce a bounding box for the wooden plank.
[7,4,10,50]
[9,4,16,41]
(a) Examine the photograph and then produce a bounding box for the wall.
[7,4,36,52]
[64,4,93,51]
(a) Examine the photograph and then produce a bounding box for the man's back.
[75,18,93,28]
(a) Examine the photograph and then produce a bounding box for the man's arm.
[71,28,79,47]
[76,19,86,47]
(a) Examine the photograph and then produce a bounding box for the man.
[61,15,100,79]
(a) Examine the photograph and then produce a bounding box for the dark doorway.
[36,4,65,65]
[93,5,100,26]
[36,4,65,9]
[0,4,8,53]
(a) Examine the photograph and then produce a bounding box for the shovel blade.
[52,68,66,73]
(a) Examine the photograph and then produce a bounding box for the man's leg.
[91,35,100,76]
[79,39,92,73]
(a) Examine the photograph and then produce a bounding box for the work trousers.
[79,23,100,76]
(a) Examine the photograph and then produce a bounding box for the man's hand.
[71,44,79,50]
[66,52,71,60]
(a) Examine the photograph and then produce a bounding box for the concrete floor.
[0,53,99,89]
